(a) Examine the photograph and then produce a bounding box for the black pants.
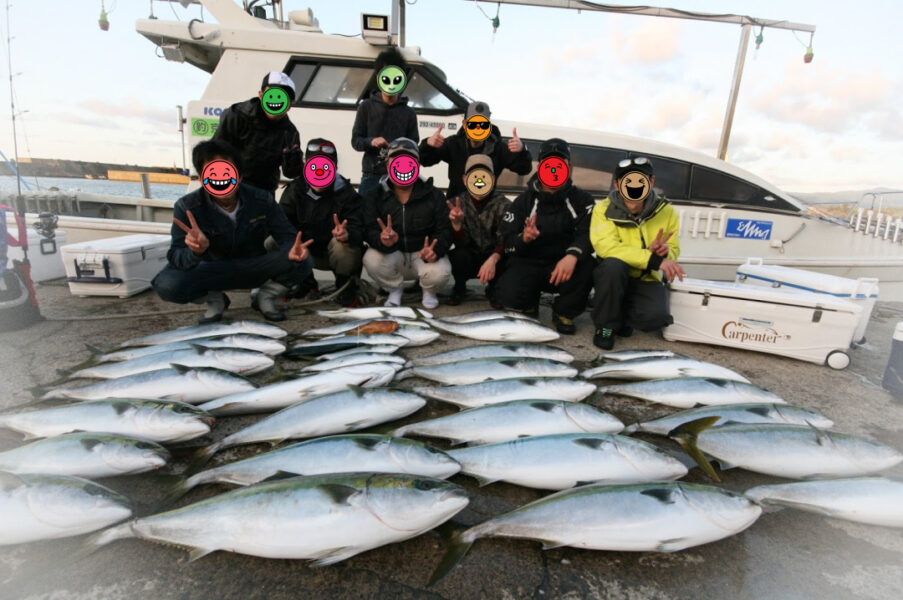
[591,257,672,331]
[448,244,494,292]
[152,251,311,303]
[492,255,594,319]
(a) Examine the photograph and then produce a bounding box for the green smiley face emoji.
[261,87,289,116]
[377,66,407,96]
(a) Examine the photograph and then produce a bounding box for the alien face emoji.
[617,171,652,203]
[304,156,336,189]
[260,87,290,116]
[388,154,419,187]
[201,159,238,197]
[377,65,407,96]
[537,157,569,189]
[465,115,491,142]
[465,166,495,199]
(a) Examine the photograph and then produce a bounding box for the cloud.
[610,17,683,64]
[77,97,175,126]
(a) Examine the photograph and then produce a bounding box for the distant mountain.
[0,157,185,179]
[790,188,903,206]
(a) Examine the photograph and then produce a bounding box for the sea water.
[0,175,186,202]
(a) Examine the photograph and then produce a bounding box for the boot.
[196,291,230,324]
[335,276,360,307]
[255,280,290,322]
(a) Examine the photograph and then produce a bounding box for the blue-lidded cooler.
[736,258,879,344]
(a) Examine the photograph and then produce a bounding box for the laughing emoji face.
[260,87,290,116]
[618,171,652,203]
[201,160,238,197]
[377,66,407,96]
[304,156,336,189]
[465,115,491,143]
[465,166,494,199]
[537,157,569,189]
[388,154,419,187]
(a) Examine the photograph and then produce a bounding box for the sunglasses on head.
[307,142,336,154]
[467,121,491,130]
[618,157,650,168]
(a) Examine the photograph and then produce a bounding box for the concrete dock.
[1,280,902,600]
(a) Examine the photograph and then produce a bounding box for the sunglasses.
[307,142,336,154]
[618,157,650,168]
[467,121,491,130]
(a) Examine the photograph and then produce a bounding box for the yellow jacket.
[589,195,680,282]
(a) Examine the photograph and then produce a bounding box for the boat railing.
[849,207,903,243]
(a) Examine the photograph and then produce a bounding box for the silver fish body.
[329,362,401,388]
[317,345,401,361]
[0,432,169,479]
[0,473,132,545]
[41,367,257,403]
[90,472,467,563]
[201,388,427,456]
[395,400,624,445]
[399,358,577,385]
[179,435,460,495]
[302,353,407,372]
[118,321,287,347]
[414,377,596,409]
[284,334,410,358]
[316,307,432,320]
[392,326,440,347]
[599,377,783,408]
[447,433,688,490]
[409,344,574,367]
[436,310,537,324]
[582,358,750,383]
[0,399,214,443]
[745,477,903,527]
[425,317,559,342]
[626,403,833,435]
[597,349,690,362]
[99,334,286,362]
[70,347,274,379]
[196,371,371,416]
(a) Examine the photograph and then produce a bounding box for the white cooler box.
[4,229,68,282]
[61,234,170,298]
[664,278,862,369]
[736,258,878,344]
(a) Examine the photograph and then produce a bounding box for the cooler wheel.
[826,350,850,370]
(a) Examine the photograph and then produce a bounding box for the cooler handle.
[68,257,123,284]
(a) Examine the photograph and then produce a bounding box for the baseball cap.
[260,71,296,100]
[386,137,420,161]
[539,138,570,161]
[465,154,493,173]
[466,101,491,120]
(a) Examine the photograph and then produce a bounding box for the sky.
[1,0,901,194]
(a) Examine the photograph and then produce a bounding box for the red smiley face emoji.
[538,157,569,189]
[201,160,238,197]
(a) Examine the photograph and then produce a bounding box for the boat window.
[404,72,457,111]
[691,166,797,211]
[634,155,690,200]
[287,63,316,102]
[496,142,628,196]
[300,65,372,105]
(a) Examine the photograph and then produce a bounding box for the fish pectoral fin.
[317,483,361,505]
[656,538,689,552]
[539,539,568,551]
[309,546,360,567]
[186,546,217,563]
[260,470,303,483]
[344,419,370,429]
[470,474,499,487]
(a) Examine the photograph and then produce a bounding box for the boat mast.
[473,1,816,161]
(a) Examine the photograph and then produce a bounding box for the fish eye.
[135,442,157,450]
[414,479,440,491]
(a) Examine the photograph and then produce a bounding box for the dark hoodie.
[363,177,452,258]
[278,174,364,256]
[212,98,301,193]
[500,175,594,262]
[604,187,667,225]
[351,91,420,176]
[418,125,532,197]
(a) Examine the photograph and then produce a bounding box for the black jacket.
[363,178,452,258]
[279,175,364,256]
[499,175,595,263]
[167,184,297,270]
[351,91,419,175]
[418,126,532,197]
[212,98,301,192]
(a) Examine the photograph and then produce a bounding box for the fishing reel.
[32,211,59,256]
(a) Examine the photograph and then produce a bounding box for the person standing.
[589,157,685,350]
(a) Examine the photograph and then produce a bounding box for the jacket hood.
[368,89,411,106]
[606,187,666,224]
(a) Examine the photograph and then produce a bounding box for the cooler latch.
[812,308,823,323]
[702,292,710,307]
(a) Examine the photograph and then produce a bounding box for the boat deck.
[1,279,902,600]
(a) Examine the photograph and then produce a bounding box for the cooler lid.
[671,278,863,313]
[737,260,879,299]
[61,234,170,255]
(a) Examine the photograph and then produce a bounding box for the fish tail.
[76,522,135,560]
[395,368,415,381]
[153,475,197,511]
[186,442,221,474]
[623,423,640,434]
[427,523,478,587]
[668,416,721,483]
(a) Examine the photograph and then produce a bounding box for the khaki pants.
[311,238,362,278]
[363,248,451,293]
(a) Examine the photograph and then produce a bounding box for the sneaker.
[552,314,576,335]
[422,290,439,310]
[593,328,615,350]
[337,289,360,308]
[616,326,634,338]
[198,292,230,324]
[384,288,403,307]
[446,287,466,306]
[292,275,320,300]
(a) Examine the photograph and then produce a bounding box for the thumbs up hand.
[508,127,523,153]
[427,124,445,148]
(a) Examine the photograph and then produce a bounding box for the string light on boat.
[754,26,764,50]
[793,30,815,64]
[98,0,116,31]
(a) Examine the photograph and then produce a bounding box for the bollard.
[883,322,903,400]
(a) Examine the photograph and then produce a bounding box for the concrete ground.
[1,278,902,600]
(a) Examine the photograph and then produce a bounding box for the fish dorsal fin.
[641,487,677,504]
[347,385,367,398]
[806,421,832,446]
[705,378,730,388]
[170,364,193,375]
[573,437,604,450]
[499,359,519,367]
[187,343,208,353]
[529,401,557,412]
[260,470,301,483]
[353,437,383,450]
[745,406,772,417]
[0,472,24,491]
[317,483,361,505]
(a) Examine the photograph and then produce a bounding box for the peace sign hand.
[419,236,439,263]
[648,228,674,257]
[288,231,315,262]
[173,210,209,255]
[522,214,540,243]
[508,127,523,153]
[377,214,399,247]
[332,213,349,242]
[427,124,445,149]
[446,197,465,231]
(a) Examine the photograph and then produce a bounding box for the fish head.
[840,436,903,472]
[776,406,834,429]
[562,403,623,433]
[376,391,427,414]
[241,321,288,339]
[126,401,214,441]
[24,475,133,528]
[363,474,468,532]
[91,437,169,474]
[388,438,461,479]
[681,483,762,530]
[211,349,275,374]
[196,368,257,394]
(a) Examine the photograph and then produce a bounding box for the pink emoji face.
[304,156,336,188]
[201,160,238,197]
[537,157,569,189]
[388,154,419,187]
